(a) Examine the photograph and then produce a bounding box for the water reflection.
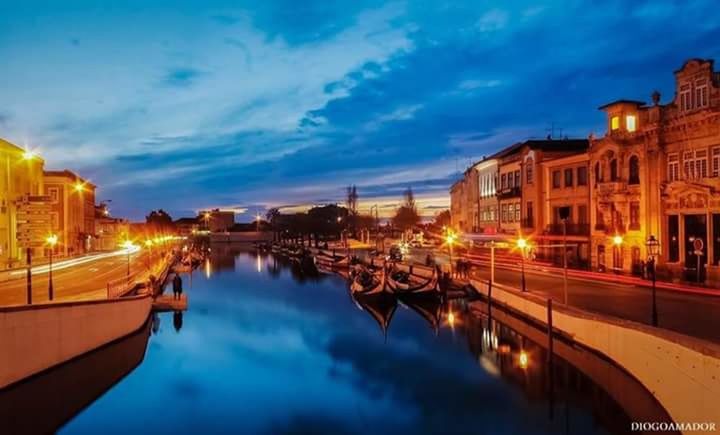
[2,245,675,435]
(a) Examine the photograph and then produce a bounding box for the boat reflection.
[351,292,397,339]
[0,318,152,434]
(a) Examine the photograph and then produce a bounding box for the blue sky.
[1,0,719,221]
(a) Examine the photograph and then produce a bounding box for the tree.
[392,187,420,231]
[266,207,281,241]
[146,209,174,235]
[346,185,359,236]
[432,210,451,229]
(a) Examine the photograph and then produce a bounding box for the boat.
[314,248,350,268]
[350,264,386,295]
[386,263,440,295]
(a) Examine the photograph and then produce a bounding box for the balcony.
[497,186,521,200]
[545,223,590,236]
[521,218,534,229]
[596,181,627,197]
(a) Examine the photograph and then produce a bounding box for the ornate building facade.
[589,59,720,284]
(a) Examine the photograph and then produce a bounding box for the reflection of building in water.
[0,319,151,434]
[464,307,676,434]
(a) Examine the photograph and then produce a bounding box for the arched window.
[610,159,618,181]
[595,162,603,184]
[629,156,640,184]
[525,158,534,184]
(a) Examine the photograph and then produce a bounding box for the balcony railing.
[545,223,590,236]
[496,186,521,199]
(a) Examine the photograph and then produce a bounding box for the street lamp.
[646,235,660,327]
[517,237,528,292]
[445,229,457,277]
[46,234,58,301]
[121,239,135,277]
[613,234,623,274]
[74,181,85,193]
[22,149,37,160]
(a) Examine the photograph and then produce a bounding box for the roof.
[674,58,714,74]
[597,99,646,110]
[43,169,96,188]
[490,138,589,159]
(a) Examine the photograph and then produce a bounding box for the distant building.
[0,138,45,267]
[199,209,235,233]
[44,170,96,256]
[94,205,129,251]
[475,158,499,234]
[590,58,720,284]
[174,217,200,236]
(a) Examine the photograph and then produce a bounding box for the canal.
[1,245,674,434]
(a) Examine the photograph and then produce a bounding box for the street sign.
[693,238,704,252]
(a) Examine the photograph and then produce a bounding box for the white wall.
[0,294,152,388]
[470,279,720,432]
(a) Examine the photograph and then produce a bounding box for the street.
[404,246,720,344]
[0,250,155,307]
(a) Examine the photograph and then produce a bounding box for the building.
[44,170,97,256]
[476,158,499,234]
[497,153,522,236]
[95,204,129,251]
[199,209,235,233]
[589,58,720,284]
[538,152,591,267]
[174,217,200,236]
[450,178,466,232]
[0,138,45,268]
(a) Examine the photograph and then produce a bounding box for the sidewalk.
[462,253,720,297]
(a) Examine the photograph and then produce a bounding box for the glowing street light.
[516,237,529,292]
[121,239,135,277]
[518,350,529,369]
[445,228,458,276]
[646,235,660,327]
[613,235,623,246]
[74,181,85,192]
[23,149,37,160]
[46,234,58,300]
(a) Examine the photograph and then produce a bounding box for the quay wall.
[0,293,152,389]
[469,279,720,432]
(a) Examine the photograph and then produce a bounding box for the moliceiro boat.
[386,263,441,295]
[313,248,350,268]
[350,264,387,296]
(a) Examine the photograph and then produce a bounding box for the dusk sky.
[1,0,719,221]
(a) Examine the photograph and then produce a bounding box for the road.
[403,247,720,344]
[0,250,155,307]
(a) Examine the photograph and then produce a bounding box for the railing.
[496,186,521,199]
[545,223,590,236]
[106,272,141,299]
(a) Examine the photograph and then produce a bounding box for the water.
[2,245,673,435]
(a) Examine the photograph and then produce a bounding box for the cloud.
[163,68,204,87]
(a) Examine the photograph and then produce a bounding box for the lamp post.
[517,237,528,292]
[646,235,660,327]
[121,240,134,277]
[445,229,457,277]
[612,234,623,273]
[46,234,58,301]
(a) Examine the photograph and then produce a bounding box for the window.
[501,204,508,223]
[680,83,692,111]
[668,215,679,262]
[629,155,640,184]
[577,166,588,186]
[48,187,59,203]
[552,170,561,188]
[610,159,618,181]
[564,168,573,187]
[696,80,709,108]
[611,116,620,130]
[578,205,588,224]
[626,115,637,132]
[684,150,708,179]
[526,201,533,222]
[514,170,520,188]
[501,174,506,189]
[507,172,513,188]
[515,203,520,222]
[525,160,534,184]
[595,162,603,183]
[668,153,680,181]
[629,202,640,230]
[712,147,720,177]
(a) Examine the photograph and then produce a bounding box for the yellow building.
[0,138,45,268]
[44,170,97,257]
[590,59,720,284]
